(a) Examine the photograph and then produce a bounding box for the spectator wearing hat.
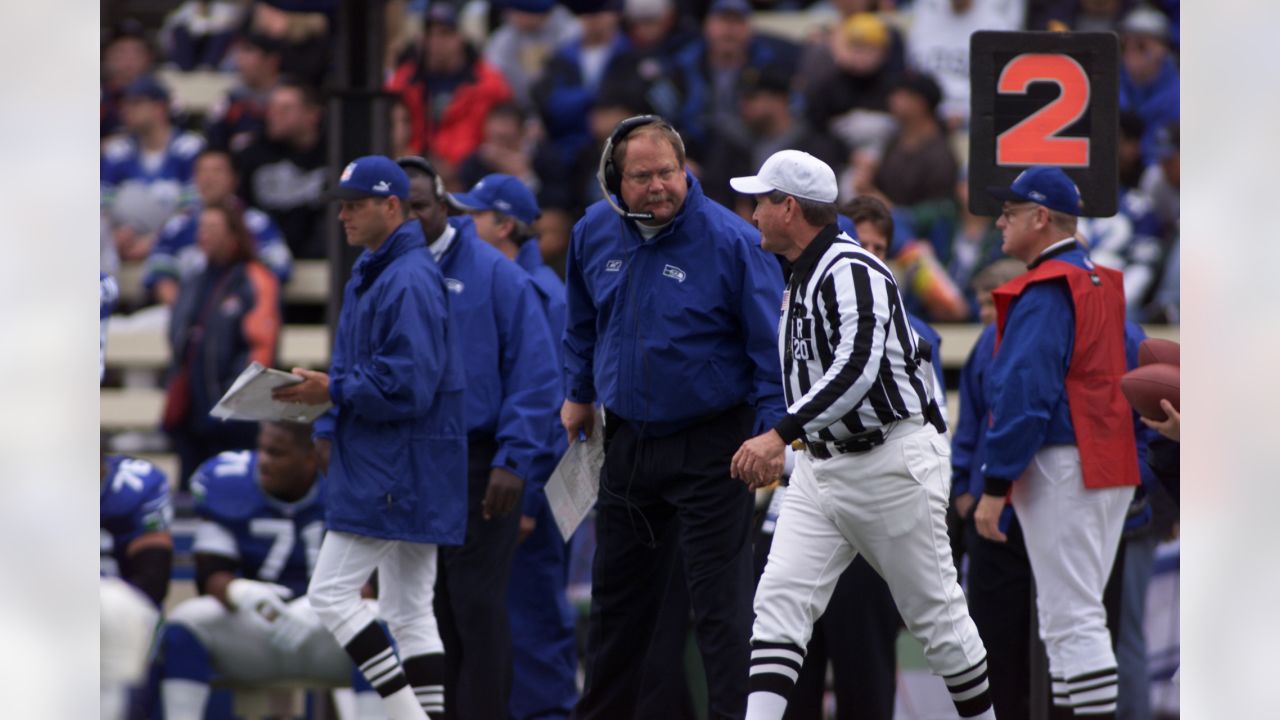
[274,155,466,720]
[905,0,1025,129]
[700,64,847,217]
[668,0,801,161]
[450,173,579,720]
[387,4,514,178]
[975,166,1140,719]
[102,20,157,138]
[533,0,632,167]
[1118,4,1179,168]
[102,75,207,262]
[204,33,284,153]
[455,104,573,264]
[484,0,583,111]
[803,13,903,160]
[233,79,328,258]
[397,157,561,720]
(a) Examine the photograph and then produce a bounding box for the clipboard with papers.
[544,407,605,542]
[209,362,332,423]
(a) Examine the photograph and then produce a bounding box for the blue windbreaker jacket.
[516,239,570,515]
[437,218,560,482]
[315,220,467,544]
[563,173,786,436]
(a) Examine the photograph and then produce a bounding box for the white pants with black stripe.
[308,531,444,657]
[749,421,993,719]
[1013,446,1133,716]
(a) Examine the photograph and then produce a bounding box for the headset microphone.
[596,114,684,222]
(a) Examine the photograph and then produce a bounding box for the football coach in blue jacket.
[561,115,787,719]
[397,156,562,720]
[274,155,466,720]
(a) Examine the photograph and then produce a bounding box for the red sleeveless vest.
[993,259,1139,490]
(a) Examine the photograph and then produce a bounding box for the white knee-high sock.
[161,678,211,720]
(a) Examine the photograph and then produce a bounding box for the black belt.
[799,428,887,459]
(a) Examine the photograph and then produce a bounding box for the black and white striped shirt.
[772,225,944,446]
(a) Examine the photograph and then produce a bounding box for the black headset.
[395,155,447,200]
[596,114,686,221]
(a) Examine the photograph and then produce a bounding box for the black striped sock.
[1067,666,1118,717]
[402,653,445,716]
[344,622,409,698]
[943,658,994,718]
[748,640,805,700]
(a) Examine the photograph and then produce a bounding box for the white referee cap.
[729,150,838,204]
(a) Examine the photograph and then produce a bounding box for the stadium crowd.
[100,0,1180,718]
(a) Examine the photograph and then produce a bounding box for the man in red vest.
[974,166,1139,720]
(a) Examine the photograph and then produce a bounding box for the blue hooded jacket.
[435,218,561,483]
[516,239,569,515]
[563,173,786,436]
[314,219,467,545]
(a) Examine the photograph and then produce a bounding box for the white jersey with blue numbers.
[190,450,326,598]
[101,456,173,578]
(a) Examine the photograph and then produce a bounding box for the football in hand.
[1120,363,1179,421]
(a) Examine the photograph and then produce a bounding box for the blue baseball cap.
[448,174,541,225]
[122,75,170,103]
[987,166,1083,216]
[326,156,410,201]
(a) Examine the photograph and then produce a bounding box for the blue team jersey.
[144,205,294,290]
[100,130,205,210]
[101,455,173,578]
[189,450,326,598]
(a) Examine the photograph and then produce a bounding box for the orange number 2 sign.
[996,53,1091,167]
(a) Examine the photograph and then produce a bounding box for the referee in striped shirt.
[728,150,997,720]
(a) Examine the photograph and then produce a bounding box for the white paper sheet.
[544,408,604,542]
[209,362,332,423]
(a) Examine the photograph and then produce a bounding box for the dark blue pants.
[508,492,579,720]
[575,406,755,720]
[965,512,1052,719]
[436,436,522,720]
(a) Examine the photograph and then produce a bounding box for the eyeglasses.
[1000,204,1041,222]
[623,166,680,186]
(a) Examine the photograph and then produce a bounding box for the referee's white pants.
[309,531,444,658]
[1011,446,1133,681]
[752,421,987,678]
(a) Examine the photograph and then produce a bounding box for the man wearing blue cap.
[451,173,579,720]
[274,155,467,720]
[397,158,562,720]
[976,166,1140,720]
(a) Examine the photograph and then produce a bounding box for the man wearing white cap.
[729,150,996,720]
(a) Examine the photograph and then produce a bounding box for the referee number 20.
[996,53,1090,167]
